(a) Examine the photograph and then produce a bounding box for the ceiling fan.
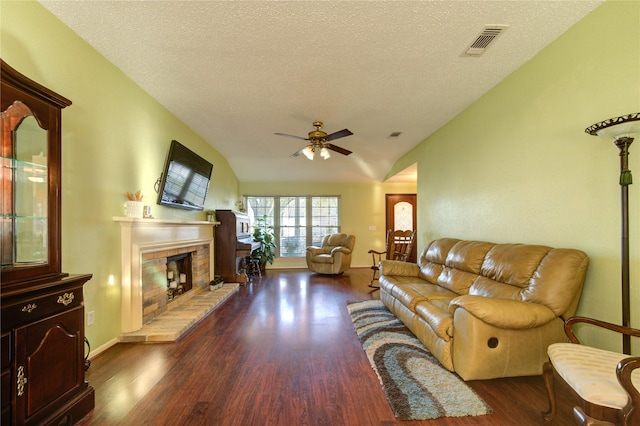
[275,121,353,160]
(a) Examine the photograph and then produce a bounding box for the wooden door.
[385,194,417,263]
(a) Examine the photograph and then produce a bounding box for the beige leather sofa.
[379,238,589,380]
[306,233,355,275]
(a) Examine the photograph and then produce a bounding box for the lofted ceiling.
[39,0,602,183]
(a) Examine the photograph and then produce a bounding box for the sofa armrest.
[450,295,557,329]
[306,246,327,256]
[379,260,419,277]
[331,246,352,255]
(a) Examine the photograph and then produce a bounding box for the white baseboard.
[88,337,119,360]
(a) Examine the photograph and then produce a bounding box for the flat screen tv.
[156,140,213,211]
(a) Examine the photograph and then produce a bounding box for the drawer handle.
[57,292,75,306]
[17,366,27,396]
[21,303,37,313]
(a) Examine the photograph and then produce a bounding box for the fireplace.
[114,217,216,333]
[140,244,211,324]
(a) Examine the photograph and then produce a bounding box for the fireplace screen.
[166,253,192,301]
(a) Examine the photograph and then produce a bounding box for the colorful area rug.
[347,299,492,420]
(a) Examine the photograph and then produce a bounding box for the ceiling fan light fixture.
[278,121,353,159]
[302,145,315,160]
[320,147,330,159]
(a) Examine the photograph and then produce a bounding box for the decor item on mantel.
[585,111,640,355]
[124,190,144,218]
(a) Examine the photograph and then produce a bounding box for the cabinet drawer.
[1,286,83,330]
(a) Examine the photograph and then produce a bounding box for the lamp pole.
[586,112,639,355]
[615,136,632,354]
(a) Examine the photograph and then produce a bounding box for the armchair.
[306,233,355,275]
[543,316,640,425]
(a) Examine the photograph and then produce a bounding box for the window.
[246,196,341,257]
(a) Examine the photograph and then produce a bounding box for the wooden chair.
[543,316,640,425]
[367,229,415,288]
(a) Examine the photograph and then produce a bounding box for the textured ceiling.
[39,0,602,183]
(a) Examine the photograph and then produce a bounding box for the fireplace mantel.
[114,217,216,332]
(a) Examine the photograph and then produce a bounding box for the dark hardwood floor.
[76,269,576,425]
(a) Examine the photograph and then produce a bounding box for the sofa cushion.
[470,244,558,299]
[310,254,334,264]
[379,275,423,296]
[478,244,551,290]
[436,240,495,294]
[520,248,589,318]
[446,240,495,274]
[421,238,460,264]
[469,276,521,299]
[417,238,460,282]
[385,279,457,311]
[438,267,482,295]
[468,244,589,319]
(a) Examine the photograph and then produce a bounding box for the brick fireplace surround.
[141,244,209,324]
[114,217,216,333]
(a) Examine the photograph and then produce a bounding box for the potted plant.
[251,215,277,272]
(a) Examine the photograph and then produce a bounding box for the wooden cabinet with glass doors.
[1,60,94,425]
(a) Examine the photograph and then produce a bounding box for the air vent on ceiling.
[464,25,509,56]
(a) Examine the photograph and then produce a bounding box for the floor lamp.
[585,112,640,355]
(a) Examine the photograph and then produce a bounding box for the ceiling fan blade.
[291,147,305,157]
[325,129,353,141]
[326,144,352,156]
[275,132,309,141]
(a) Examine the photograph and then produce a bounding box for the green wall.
[240,181,417,269]
[3,0,638,357]
[395,0,639,353]
[1,1,240,350]
[0,1,416,352]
